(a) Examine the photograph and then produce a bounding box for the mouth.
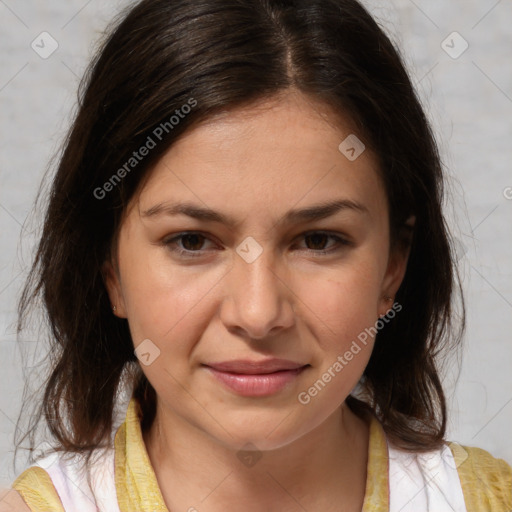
[202,359,310,397]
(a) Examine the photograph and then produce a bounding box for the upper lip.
[204,359,308,374]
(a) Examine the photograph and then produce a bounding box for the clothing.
[12,397,512,511]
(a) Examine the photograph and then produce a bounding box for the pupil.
[180,234,329,252]
[307,233,327,250]
[183,234,203,251]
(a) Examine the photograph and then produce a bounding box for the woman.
[3,0,511,510]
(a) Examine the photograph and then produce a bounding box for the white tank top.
[33,438,468,511]
[34,447,120,512]
[387,441,468,511]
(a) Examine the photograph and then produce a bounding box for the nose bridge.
[235,235,280,306]
[238,237,277,290]
[222,235,293,338]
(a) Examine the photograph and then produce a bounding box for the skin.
[104,89,413,512]
[0,489,31,512]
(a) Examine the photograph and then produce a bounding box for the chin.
[209,408,312,452]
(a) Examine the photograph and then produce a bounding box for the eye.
[162,232,218,258]
[294,231,352,256]
[161,230,352,259]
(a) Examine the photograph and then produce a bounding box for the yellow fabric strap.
[361,413,389,512]
[115,399,389,512]
[450,441,512,512]
[12,466,65,512]
[10,397,512,512]
[115,398,169,511]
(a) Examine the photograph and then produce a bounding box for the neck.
[143,400,370,512]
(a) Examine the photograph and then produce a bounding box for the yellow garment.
[12,397,512,511]
[451,441,512,510]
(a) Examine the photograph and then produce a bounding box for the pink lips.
[203,359,309,397]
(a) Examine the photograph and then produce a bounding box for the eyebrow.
[141,198,369,228]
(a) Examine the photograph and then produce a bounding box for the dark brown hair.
[15,0,465,468]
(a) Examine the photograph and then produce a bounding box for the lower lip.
[205,366,308,397]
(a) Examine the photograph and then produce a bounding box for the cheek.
[297,259,383,347]
[294,269,380,407]
[119,248,224,350]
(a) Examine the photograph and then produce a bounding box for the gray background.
[1,0,511,490]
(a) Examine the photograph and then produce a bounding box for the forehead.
[129,91,387,226]
[166,91,363,166]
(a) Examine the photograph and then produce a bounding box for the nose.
[219,243,295,340]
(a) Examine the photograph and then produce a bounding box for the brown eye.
[179,233,207,251]
[162,232,217,258]
[304,232,330,251]
[296,231,351,256]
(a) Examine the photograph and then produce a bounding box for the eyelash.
[161,231,352,258]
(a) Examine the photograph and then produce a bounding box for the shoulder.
[449,442,512,511]
[9,445,118,512]
[0,488,32,512]
[8,465,64,512]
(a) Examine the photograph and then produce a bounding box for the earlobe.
[101,260,127,317]
[378,252,407,317]
[379,216,415,316]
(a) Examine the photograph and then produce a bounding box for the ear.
[378,215,415,317]
[102,260,128,318]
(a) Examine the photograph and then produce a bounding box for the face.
[104,90,410,451]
